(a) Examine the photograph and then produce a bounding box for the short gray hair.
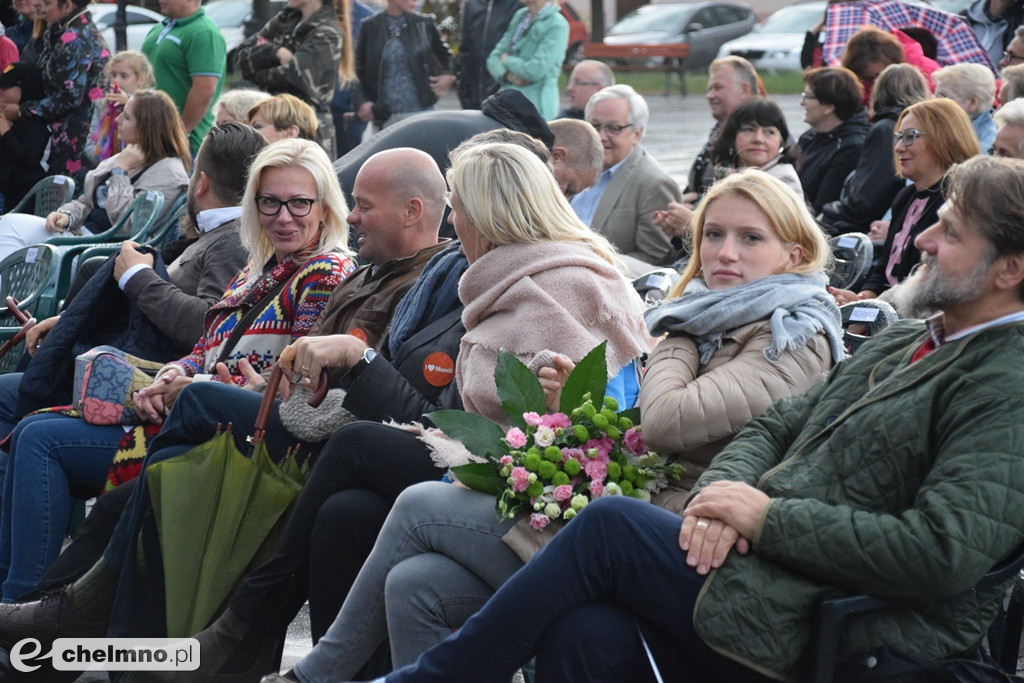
[585,84,649,136]
[574,59,615,87]
[932,63,996,110]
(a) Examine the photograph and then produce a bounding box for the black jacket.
[456,0,520,109]
[341,306,465,422]
[352,11,454,117]
[818,108,907,236]
[0,117,48,209]
[796,110,870,214]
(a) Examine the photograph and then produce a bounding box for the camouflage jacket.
[235,5,342,114]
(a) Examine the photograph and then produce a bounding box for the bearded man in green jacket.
[317,154,1024,683]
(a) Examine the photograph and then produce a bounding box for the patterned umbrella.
[823,0,997,72]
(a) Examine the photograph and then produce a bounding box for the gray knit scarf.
[644,272,845,365]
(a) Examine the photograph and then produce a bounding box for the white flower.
[544,502,562,519]
[534,426,556,447]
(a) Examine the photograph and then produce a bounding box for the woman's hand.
[113,144,145,173]
[133,369,191,424]
[867,220,890,243]
[45,211,71,234]
[357,101,374,122]
[429,74,456,97]
[276,46,294,65]
[25,315,58,355]
[214,359,266,392]
[828,286,877,306]
[537,354,575,413]
[652,201,694,239]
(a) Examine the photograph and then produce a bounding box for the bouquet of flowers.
[427,343,683,531]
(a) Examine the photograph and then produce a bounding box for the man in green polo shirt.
[142,0,226,153]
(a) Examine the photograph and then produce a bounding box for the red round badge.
[348,327,368,343]
[423,351,455,387]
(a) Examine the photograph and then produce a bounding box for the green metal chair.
[3,176,76,217]
[76,192,187,264]
[0,244,61,373]
[44,190,165,317]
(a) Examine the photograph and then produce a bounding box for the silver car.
[604,2,756,70]
[89,3,164,52]
[717,2,825,73]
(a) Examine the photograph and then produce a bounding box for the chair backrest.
[4,176,77,217]
[829,233,874,291]
[123,190,166,241]
[142,193,186,249]
[0,244,61,325]
[839,299,899,355]
[632,268,680,304]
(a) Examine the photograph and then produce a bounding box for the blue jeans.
[0,413,125,601]
[380,496,770,683]
[0,371,24,440]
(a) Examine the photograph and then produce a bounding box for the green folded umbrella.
[147,428,305,637]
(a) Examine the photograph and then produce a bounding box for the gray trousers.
[294,481,523,681]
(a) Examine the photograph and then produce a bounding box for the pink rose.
[65,159,82,174]
[541,412,571,430]
[505,427,527,449]
[509,467,530,492]
[523,412,543,427]
[88,86,104,102]
[499,455,513,466]
[589,480,604,497]
[561,447,584,463]
[623,427,647,456]
[534,426,556,447]
[585,459,607,482]
[554,484,573,502]
[60,31,76,43]
[585,437,614,459]
[530,513,550,530]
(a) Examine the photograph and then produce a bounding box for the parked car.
[561,0,590,64]
[718,2,825,73]
[89,3,164,52]
[603,2,755,70]
[204,0,286,71]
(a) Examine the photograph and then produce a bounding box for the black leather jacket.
[352,11,454,116]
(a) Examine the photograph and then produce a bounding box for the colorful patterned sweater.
[164,249,354,384]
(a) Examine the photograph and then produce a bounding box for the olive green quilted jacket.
[690,319,1024,680]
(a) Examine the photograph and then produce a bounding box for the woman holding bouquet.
[255,169,843,682]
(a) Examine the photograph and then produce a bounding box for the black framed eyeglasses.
[255,196,318,217]
[1003,49,1024,63]
[590,122,635,135]
[893,129,925,147]
[800,92,818,102]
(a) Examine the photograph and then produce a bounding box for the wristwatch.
[352,347,377,377]
[111,167,128,177]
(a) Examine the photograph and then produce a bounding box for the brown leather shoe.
[0,584,106,647]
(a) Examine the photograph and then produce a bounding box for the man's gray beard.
[903,256,991,313]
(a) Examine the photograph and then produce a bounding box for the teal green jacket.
[486,4,568,120]
[691,319,1024,680]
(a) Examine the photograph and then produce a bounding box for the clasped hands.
[679,481,771,575]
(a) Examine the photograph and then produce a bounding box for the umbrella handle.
[0,297,35,362]
[252,364,331,442]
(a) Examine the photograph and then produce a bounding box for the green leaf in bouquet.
[559,341,609,415]
[495,349,546,428]
[425,410,506,459]
[450,462,506,496]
